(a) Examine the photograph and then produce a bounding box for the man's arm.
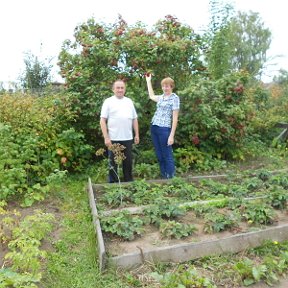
[100,117,112,147]
[133,118,139,144]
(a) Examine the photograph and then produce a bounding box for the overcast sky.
[1,0,287,85]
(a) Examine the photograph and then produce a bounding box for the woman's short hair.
[161,77,175,89]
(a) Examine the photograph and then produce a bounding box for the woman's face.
[162,84,173,95]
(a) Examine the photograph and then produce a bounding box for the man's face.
[113,81,126,98]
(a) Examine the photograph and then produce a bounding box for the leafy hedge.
[0,93,92,203]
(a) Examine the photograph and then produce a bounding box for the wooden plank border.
[90,168,288,271]
[110,224,288,269]
[87,177,106,271]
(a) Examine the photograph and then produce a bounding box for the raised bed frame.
[87,171,288,271]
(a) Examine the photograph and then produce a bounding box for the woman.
[145,74,180,179]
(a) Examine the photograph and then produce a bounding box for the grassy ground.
[40,177,131,288]
[2,148,288,288]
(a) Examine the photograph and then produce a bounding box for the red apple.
[56,148,64,156]
[192,135,200,145]
[61,157,68,164]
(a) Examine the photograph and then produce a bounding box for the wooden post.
[274,122,288,142]
[87,177,106,271]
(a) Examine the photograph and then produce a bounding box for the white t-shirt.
[100,96,138,141]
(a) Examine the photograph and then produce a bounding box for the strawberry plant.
[257,169,271,182]
[198,179,229,197]
[101,186,132,208]
[227,198,244,210]
[234,258,267,286]
[100,210,145,241]
[167,177,201,201]
[229,184,249,198]
[269,174,288,189]
[143,198,185,226]
[130,181,168,205]
[267,187,288,210]
[244,177,265,191]
[189,205,216,218]
[134,163,160,180]
[159,220,197,239]
[241,201,276,225]
[150,267,216,288]
[204,211,240,233]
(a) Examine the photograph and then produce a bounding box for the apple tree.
[57,15,205,147]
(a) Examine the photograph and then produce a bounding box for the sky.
[1,0,288,86]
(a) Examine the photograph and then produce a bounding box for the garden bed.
[104,209,288,257]
[87,169,288,270]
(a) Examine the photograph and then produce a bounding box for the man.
[100,79,139,183]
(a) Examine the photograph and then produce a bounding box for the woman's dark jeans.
[150,124,175,179]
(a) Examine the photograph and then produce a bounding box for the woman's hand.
[145,72,152,81]
[167,135,174,146]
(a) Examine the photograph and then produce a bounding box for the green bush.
[177,71,253,160]
[0,93,92,202]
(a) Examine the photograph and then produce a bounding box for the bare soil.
[0,197,63,268]
[104,208,288,257]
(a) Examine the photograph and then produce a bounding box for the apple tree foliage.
[58,15,205,147]
[58,13,274,160]
[177,70,254,159]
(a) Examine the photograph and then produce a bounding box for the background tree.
[273,69,288,86]
[270,69,288,121]
[0,81,5,93]
[205,1,271,80]
[20,51,52,94]
[205,0,235,79]
[228,11,272,77]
